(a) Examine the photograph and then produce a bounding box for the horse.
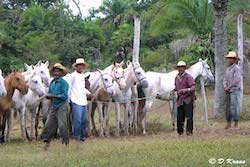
[88,62,125,137]
[111,61,148,136]
[138,58,214,135]
[0,69,7,97]
[0,72,28,143]
[7,64,47,141]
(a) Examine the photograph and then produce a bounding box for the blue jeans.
[71,103,88,140]
[226,89,241,122]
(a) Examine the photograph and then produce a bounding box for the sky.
[66,0,102,17]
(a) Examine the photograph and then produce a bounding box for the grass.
[1,93,250,167]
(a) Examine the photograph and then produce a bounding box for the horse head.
[0,69,7,96]
[27,74,46,97]
[97,69,115,97]
[10,72,28,95]
[35,61,50,87]
[127,61,148,88]
[199,58,214,84]
[110,61,126,90]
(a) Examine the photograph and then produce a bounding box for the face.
[53,68,63,79]
[76,64,85,73]
[100,72,115,97]
[133,64,148,88]
[177,66,186,74]
[12,72,28,95]
[227,58,236,65]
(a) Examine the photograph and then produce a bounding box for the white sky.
[66,0,102,17]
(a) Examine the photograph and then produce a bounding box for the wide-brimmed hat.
[175,61,189,69]
[72,58,88,69]
[225,51,240,60]
[49,63,68,76]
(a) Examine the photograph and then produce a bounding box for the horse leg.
[142,100,154,135]
[104,102,110,137]
[35,104,41,140]
[132,100,138,135]
[114,102,120,137]
[124,102,130,135]
[0,116,4,143]
[30,107,37,140]
[19,106,27,140]
[90,102,98,136]
[97,102,104,137]
[6,109,14,141]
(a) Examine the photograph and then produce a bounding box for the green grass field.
[1,93,250,167]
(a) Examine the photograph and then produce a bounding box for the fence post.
[200,78,208,124]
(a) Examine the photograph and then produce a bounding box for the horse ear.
[24,63,29,70]
[199,58,203,62]
[113,61,116,66]
[126,60,131,66]
[120,61,124,67]
[203,58,208,63]
[45,61,49,67]
[0,69,2,75]
[36,60,42,66]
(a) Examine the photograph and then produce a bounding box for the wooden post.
[132,15,140,63]
[200,78,208,124]
[237,13,244,110]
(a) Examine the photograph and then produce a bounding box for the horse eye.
[16,77,20,81]
[137,72,141,75]
[40,71,44,74]
[104,78,108,81]
[33,80,38,84]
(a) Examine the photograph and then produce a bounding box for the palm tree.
[212,0,229,116]
[150,0,213,37]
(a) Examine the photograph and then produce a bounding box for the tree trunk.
[237,13,244,110]
[132,15,140,63]
[212,0,229,116]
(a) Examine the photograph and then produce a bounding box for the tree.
[212,0,229,116]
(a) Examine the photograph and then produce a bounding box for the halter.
[98,71,113,92]
[132,63,147,84]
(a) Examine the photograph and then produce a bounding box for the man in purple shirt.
[223,51,241,130]
[174,61,196,136]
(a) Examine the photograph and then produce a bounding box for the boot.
[225,122,231,130]
[234,121,239,130]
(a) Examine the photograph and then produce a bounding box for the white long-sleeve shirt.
[63,71,90,106]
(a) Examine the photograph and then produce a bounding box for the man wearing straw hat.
[223,51,241,130]
[41,63,69,150]
[174,61,196,136]
[64,58,91,141]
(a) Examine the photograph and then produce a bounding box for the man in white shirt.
[64,58,91,141]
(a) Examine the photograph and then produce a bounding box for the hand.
[178,89,187,94]
[224,87,230,92]
[88,93,95,99]
[45,93,53,99]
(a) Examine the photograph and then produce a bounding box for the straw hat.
[49,63,68,76]
[72,58,88,69]
[225,51,240,60]
[175,61,189,69]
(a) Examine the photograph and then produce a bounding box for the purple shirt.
[174,72,196,107]
[223,63,241,92]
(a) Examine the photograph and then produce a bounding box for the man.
[64,58,91,141]
[174,61,196,136]
[223,51,241,130]
[41,63,69,150]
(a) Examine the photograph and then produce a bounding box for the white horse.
[0,69,7,97]
[88,62,126,137]
[7,63,48,140]
[139,58,214,134]
[112,61,148,136]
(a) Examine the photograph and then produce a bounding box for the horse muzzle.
[140,80,148,88]
[21,86,29,95]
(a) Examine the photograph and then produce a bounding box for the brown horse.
[0,72,28,143]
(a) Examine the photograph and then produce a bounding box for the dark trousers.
[41,103,69,144]
[177,102,193,135]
